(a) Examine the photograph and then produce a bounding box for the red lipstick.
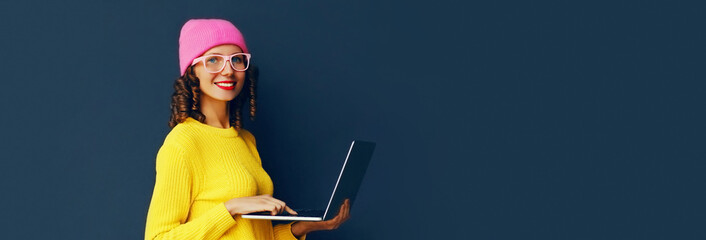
[214,81,235,90]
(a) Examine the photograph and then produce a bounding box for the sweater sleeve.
[145,143,237,240]
[273,222,307,240]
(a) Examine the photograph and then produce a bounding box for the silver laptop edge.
[240,215,322,221]
[322,140,356,220]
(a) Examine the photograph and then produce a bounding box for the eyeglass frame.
[191,53,252,73]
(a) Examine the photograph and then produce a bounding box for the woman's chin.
[217,96,238,102]
[201,92,238,103]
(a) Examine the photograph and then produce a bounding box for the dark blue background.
[1,0,704,239]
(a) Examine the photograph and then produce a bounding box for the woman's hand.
[291,199,351,237]
[224,194,298,216]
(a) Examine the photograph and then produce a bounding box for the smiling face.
[193,44,247,103]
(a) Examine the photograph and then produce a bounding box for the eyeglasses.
[191,53,251,73]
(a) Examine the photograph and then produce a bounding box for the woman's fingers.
[285,206,298,215]
[274,200,288,214]
[332,199,350,228]
[264,200,281,215]
[324,200,350,229]
[228,195,298,216]
[256,196,283,215]
[315,200,351,231]
[340,199,349,221]
[337,199,349,219]
[344,199,350,220]
[259,195,293,215]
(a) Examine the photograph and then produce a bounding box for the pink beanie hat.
[178,19,249,76]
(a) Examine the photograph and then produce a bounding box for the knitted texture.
[179,19,249,76]
[145,117,304,240]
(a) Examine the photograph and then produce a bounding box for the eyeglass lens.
[204,55,249,72]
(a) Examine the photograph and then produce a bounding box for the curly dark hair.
[168,64,258,130]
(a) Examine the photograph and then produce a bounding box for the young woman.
[145,19,349,240]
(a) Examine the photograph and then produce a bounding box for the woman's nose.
[220,60,235,76]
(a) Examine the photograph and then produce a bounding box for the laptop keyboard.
[248,209,324,217]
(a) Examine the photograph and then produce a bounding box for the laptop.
[241,140,376,221]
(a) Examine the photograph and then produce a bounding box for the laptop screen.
[323,140,376,220]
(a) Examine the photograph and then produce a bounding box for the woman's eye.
[231,56,242,63]
[206,57,219,63]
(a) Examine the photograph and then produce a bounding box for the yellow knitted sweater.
[145,117,305,240]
